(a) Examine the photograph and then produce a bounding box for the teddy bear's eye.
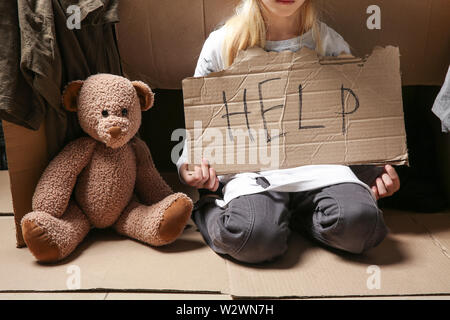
[121,108,128,117]
[101,110,109,117]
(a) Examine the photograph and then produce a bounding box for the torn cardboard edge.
[182,46,409,175]
[0,170,14,215]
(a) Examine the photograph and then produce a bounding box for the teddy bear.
[20,73,193,263]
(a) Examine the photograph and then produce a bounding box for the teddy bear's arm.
[32,137,97,218]
[131,137,174,205]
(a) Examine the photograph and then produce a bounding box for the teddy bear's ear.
[62,80,84,112]
[132,81,155,111]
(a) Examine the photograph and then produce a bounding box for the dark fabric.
[289,183,388,254]
[432,67,450,133]
[193,183,388,264]
[193,191,291,264]
[198,182,225,198]
[0,1,37,130]
[0,0,121,158]
[350,165,384,187]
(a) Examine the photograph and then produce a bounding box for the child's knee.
[210,195,290,264]
[228,221,290,264]
[323,199,388,254]
[312,184,389,254]
[346,204,387,253]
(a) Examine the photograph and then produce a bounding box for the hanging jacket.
[0,0,122,158]
[432,67,450,133]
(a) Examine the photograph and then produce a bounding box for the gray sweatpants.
[192,183,388,264]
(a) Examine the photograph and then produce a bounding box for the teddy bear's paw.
[22,216,61,263]
[158,194,193,244]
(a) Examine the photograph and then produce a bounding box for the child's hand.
[180,159,219,191]
[371,165,400,200]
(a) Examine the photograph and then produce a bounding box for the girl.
[178,0,400,264]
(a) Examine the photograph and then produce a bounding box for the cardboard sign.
[182,46,408,175]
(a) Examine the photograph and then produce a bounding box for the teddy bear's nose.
[108,127,122,139]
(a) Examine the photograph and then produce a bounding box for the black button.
[256,177,271,189]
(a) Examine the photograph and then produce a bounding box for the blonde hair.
[222,0,323,67]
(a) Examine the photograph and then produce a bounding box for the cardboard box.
[0,170,13,215]
[2,120,48,247]
[182,46,408,174]
[117,0,450,89]
[318,0,450,86]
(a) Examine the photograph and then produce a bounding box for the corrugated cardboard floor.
[1,170,449,299]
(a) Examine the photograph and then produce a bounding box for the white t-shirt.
[194,22,352,76]
[178,22,375,207]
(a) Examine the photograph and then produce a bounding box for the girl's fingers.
[385,164,400,191]
[193,165,204,187]
[211,178,220,192]
[209,167,217,180]
[180,163,219,191]
[371,186,380,200]
[205,167,217,190]
[180,163,195,184]
[381,173,394,195]
[376,177,387,198]
[200,159,210,184]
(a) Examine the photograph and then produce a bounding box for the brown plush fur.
[21,74,193,263]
